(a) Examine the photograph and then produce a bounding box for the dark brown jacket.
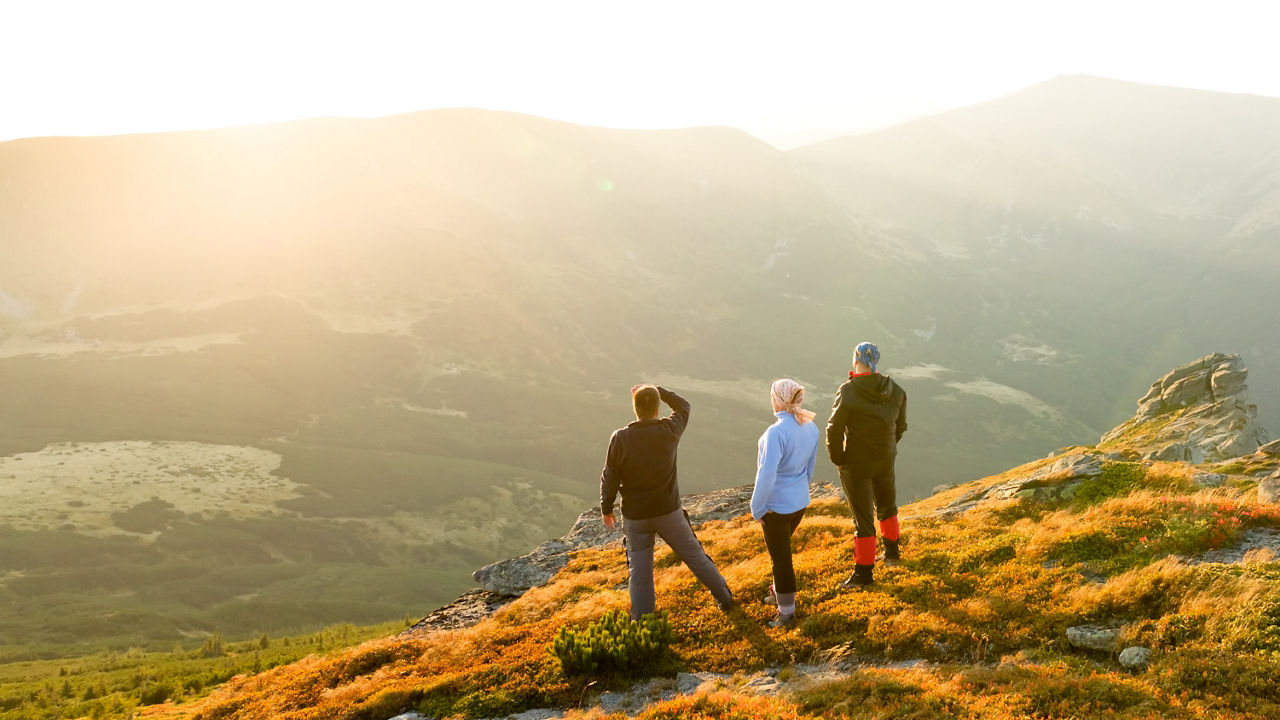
[599,387,690,520]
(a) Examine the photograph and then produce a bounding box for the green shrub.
[550,609,672,676]
[138,681,174,705]
[199,632,225,658]
[1074,463,1148,506]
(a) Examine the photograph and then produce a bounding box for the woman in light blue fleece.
[751,378,821,627]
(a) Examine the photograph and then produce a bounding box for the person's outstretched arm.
[657,386,691,437]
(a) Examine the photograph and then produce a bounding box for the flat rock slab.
[401,588,515,636]
[1196,527,1280,564]
[1066,624,1120,652]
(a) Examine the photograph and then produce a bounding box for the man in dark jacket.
[600,385,734,619]
[826,342,907,588]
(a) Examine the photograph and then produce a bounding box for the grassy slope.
[0,621,405,720]
[129,444,1280,720]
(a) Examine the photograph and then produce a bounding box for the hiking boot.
[882,538,901,567]
[716,594,737,613]
[767,612,797,629]
[764,583,777,605]
[840,564,875,589]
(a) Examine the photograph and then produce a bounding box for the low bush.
[551,610,673,676]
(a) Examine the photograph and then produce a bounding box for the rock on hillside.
[931,353,1274,515]
[1101,352,1270,462]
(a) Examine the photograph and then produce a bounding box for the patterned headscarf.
[771,378,816,425]
[853,341,880,373]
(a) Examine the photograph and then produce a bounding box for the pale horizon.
[3,1,1280,149]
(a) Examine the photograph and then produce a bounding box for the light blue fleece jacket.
[750,411,820,520]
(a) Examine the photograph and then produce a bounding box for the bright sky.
[1,0,1277,148]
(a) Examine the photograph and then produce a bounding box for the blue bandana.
[854,342,880,373]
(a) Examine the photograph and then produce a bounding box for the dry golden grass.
[163,466,1280,720]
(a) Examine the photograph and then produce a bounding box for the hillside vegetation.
[126,356,1280,720]
[149,465,1280,720]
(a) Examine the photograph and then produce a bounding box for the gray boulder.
[1052,453,1105,478]
[1118,646,1152,670]
[1066,624,1120,652]
[401,589,514,635]
[1259,471,1280,505]
[988,453,1103,501]
[1192,472,1227,488]
[1260,438,1280,456]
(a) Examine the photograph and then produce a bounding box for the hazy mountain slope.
[2,77,1277,652]
[792,75,1280,434]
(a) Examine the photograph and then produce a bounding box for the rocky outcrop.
[988,453,1104,501]
[936,452,1106,515]
[1260,439,1280,456]
[472,507,621,596]
[1101,353,1270,463]
[401,589,515,636]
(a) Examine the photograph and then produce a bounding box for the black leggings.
[761,508,807,594]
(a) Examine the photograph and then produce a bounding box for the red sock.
[880,516,900,541]
[855,536,877,566]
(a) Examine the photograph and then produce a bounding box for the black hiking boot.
[882,538,901,567]
[840,564,875,589]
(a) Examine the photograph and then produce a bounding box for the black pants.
[838,457,897,538]
[761,508,807,594]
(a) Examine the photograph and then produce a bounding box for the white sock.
[777,592,795,616]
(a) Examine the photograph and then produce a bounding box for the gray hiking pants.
[623,507,732,619]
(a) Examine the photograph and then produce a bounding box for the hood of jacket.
[852,373,897,404]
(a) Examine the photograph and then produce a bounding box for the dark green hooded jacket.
[825,372,907,467]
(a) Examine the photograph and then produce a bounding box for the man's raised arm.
[656,386,690,437]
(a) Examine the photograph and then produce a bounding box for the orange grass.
[165,477,1280,720]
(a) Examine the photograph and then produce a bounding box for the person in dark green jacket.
[825,342,908,588]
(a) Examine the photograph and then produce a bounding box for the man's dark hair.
[633,385,660,419]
